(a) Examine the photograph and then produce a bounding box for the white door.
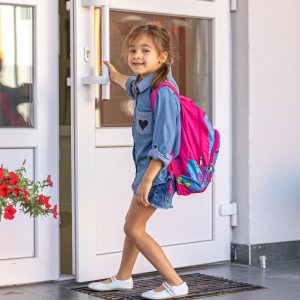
[0,0,59,286]
[72,0,231,282]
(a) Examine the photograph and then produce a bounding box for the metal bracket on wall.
[219,202,238,227]
[230,0,238,12]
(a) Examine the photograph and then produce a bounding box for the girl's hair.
[122,24,174,89]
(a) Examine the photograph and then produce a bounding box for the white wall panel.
[95,147,135,254]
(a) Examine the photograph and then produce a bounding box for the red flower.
[0,168,5,180]
[24,196,29,203]
[47,175,53,187]
[38,194,44,204]
[52,204,58,219]
[4,205,17,220]
[38,195,51,209]
[43,196,51,209]
[23,189,29,196]
[0,183,11,197]
[13,187,21,196]
[8,172,19,185]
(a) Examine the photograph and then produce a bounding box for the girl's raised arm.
[104,61,128,90]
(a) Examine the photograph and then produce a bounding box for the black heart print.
[139,120,148,130]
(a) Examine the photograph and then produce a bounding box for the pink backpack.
[151,82,221,195]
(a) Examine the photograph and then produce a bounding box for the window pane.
[0,5,34,128]
[95,11,212,128]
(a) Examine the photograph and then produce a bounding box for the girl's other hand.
[135,180,152,207]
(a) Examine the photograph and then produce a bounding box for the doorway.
[58,0,231,282]
[58,0,214,277]
[59,0,72,276]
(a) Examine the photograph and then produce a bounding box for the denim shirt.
[125,71,181,192]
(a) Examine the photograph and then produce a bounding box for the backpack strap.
[150,82,182,190]
[151,82,180,110]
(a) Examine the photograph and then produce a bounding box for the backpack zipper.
[199,155,207,178]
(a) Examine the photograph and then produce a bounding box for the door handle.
[82,0,110,100]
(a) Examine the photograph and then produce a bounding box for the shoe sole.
[88,287,133,292]
[141,294,188,300]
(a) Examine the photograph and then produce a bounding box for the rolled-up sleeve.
[125,75,137,99]
[147,87,179,167]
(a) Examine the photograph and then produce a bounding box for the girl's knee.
[123,222,144,240]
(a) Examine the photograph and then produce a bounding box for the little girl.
[88,24,188,300]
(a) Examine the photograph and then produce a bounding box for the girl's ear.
[159,52,168,64]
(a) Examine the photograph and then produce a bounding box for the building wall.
[249,0,300,244]
[231,0,250,246]
[231,0,300,265]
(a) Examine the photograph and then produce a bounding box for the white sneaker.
[141,281,188,299]
[88,275,134,291]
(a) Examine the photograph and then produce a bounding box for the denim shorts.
[134,178,177,210]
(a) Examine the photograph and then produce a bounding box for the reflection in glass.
[0,5,34,127]
[95,11,212,128]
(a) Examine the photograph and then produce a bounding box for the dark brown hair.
[122,24,174,89]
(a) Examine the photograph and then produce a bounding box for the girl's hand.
[103,60,118,82]
[134,159,163,207]
[103,60,129,90]
[135,179,152,207]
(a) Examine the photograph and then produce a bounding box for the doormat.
[70,272,267,299]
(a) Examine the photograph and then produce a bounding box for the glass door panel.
[95,10,212,128]
[0,4,33,127]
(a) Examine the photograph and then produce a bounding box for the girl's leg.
[99,235,139,284]
[124,197,183,289]
[116,236,140,280]
[99,196,154,283]
[115,235,140,279]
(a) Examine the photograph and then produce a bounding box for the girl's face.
[127,34,167,78]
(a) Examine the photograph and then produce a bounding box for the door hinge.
[219,202,237,227]
[230,0,238,12]
[66,1,71,11]
[66,77,71,87]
